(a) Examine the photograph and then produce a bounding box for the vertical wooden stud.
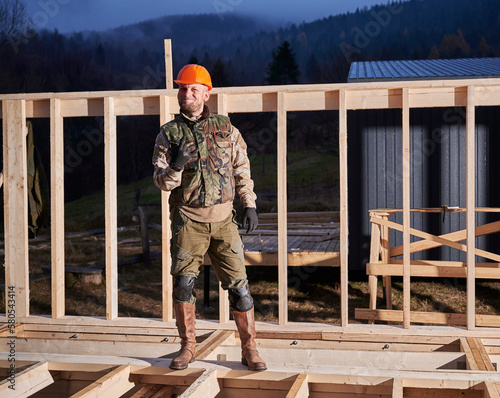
[160,95,174,322]
[164,39,173,91]
[339,89,349,327]
[105,97,118,320]
[402,87,411,328]
[466,85,476,330]
[392,378,404,398]
[277,91,288,326]
[2,100,29,318]
[161,40,175,322]
[50,98,65,318]
[368,222,381,311]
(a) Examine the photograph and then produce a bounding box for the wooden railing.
[2,43,500,329]
[357,208,500,327]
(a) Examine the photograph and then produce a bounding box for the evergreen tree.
[211,58,230,87]
[264,41,300,85]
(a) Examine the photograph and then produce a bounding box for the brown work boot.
[232,307,267,371]
[170,302,196,370]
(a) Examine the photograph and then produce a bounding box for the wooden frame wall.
[2,53,500,330]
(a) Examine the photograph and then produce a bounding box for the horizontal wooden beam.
[0,361,53,397]
[192,330,234,361]
[367,262,500,279]
[178,369,220,398]
[356,309,500,329]
[461,337,496,371]
[2,79,500,118]
[286,373,309,398]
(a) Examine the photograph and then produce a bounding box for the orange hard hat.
[174,64,213,91]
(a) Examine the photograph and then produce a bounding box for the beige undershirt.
[179,202,234,223]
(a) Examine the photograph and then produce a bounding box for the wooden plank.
[178,369,220,398]
[129,384,173,398]
[161,42,174,322]
[389,220,500,258]
[367,263,500,279]
[466,337,496,371]
[0,361,54,397]
[369,222,381,310]
[403,388,482,398]
[193,330,234,361]
[113,96,160,116]
[160,95,174,322]
[466,85,476,330]
[225,92,277,113]
[355,308,466,326]
[339,88,348,327]
[461,337,481,371]
[60,98,105,117]
[50,98,65,318]
[164,39,173,91]
[277,91,288,326]
[346,88,402,110]
[286,373,309,398]
[373,216,500,263]
[407,86,467,108]
[402,87,411,329]
[70,365,135,398]
[2,99,29,317]
[392,377,403,398]
[475,84,500,106]
[104,97,118,320]
[483,381,500,398]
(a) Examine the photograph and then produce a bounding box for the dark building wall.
[347,106,500,272]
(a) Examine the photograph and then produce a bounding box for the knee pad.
[228,284,254,312]
[173,276,196,303]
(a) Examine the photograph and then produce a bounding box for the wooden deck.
[3,319,500,397]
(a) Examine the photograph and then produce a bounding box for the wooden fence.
[2,41,500,331]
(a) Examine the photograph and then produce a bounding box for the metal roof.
[348,58,500,82]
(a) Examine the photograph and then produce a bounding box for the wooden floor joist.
[0,361,53,397]
[2,323,500,397]
[69,365,135,398]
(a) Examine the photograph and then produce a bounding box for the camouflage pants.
[170,207,248,295]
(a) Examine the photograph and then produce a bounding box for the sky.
[25,0,386,33]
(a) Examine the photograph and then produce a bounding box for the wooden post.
[339,89,349,327]
[217,92,230,324]
[368,221,381,310]
[2,100,29,318]
[164,39,173,91]
[402,88,411,328]
[161,40,174,322]
[277,91,288,326]
[50,98,65,318]
[380,213,392,310]
[105,97,118,320]
[466,85,476,330]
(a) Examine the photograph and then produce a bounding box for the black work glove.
[242,207,258,233]
[171,137,198,170]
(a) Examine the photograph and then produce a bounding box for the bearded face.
[177,84,210,117]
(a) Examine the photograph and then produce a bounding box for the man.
[152,64,266,371]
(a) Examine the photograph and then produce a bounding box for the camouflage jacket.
[152,106,257,209]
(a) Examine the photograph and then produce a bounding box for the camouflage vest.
[161,113,235,208]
